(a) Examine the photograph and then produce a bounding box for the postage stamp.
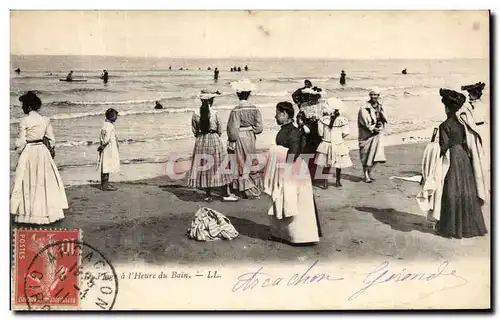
[13,228,119,311]
[13,228,81,310]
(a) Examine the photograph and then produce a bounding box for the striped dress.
[187,109,233,188]
[227,101,264,197]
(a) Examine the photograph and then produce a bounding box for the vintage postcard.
[9,10,490,310]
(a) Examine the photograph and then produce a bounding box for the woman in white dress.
[11,91,68,224]
[263,102,321,246]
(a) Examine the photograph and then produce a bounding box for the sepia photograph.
[9,10,491,310]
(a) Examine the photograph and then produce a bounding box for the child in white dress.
[315,97,353,189]
[97,108,120,191]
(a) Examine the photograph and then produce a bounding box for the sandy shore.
[52,127,444,186]
[14,142,490,267]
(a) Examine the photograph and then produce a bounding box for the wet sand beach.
[18,143,490,267]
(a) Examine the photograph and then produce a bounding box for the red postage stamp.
[13,228,81,310]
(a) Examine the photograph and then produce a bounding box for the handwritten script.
[348,260,468,301]
[232,260,469,302]
[232,260,344,292]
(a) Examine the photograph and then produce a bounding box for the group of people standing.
[230,65,249,72]
[10,76,488,245]
[187,80,263,202]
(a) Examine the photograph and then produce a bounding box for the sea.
[10,55,489,185]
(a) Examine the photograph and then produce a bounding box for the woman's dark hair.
[199,98,214,134]
[19,91,42,112]
[236,91,251,100]
[328,110,340,129]
[105,108,118,120]
[276,101,294,119]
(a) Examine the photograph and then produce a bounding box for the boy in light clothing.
[98,108,120,191]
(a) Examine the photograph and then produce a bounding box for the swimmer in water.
[101,69,109,84]
[214,67,219,81]
[154,101,163,109]
[66,71,73,81]
[15,68,21,74]
[340,70,346,86]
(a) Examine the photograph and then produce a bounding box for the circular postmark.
[23,240,118,310]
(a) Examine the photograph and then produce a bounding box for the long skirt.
[231,130,262,197]
[315,142,353,169]
[187,133,233,188]
[303,121,322,180]
[358,134,386,167]
[438,144,487,238]
[268,159,321,244]
[10,144,68,224]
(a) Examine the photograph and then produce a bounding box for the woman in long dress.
[227,80,263,199]
[315,98,352,189]
[357,89,387,183]
[187,90,238,202]
[11,91,68,224]
[436,89,487,238]
[263,101,321,245]
[293,81,324,182]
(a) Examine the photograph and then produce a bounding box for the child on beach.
[97,108,120,191]
[315,97,352,189]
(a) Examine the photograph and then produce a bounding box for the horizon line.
[10,53,488,61]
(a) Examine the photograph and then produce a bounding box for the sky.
[10,10,490,59]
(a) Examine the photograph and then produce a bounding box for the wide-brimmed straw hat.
[327,97,346,113]
[231,79,256,93]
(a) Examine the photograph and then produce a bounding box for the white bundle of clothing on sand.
[186,207,239,241]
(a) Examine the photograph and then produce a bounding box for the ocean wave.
[60,87,119,94]
[57,156,172,170]
[10,102,277,123]
[42,96,189,107]
[57,133,193,148]
[253,90,289,97]
[11,75,59,81]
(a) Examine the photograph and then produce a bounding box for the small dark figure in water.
[169,66,172,70]
[208,67,212,71]
[214,67,219,81]
[154,101,163,109]
[66,70,73,81]
[15,68,21,74]
[244,65,248,71]
[101,69,109,83]
[237,67,242,72]
[233,66,237,72]
[340,70,346,86]
[402,69,407,75]
[179,67,184,70]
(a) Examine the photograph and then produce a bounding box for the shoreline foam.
[55,127,436,187]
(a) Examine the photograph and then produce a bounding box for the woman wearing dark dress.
[437,89,487,239]
[263,102,322,245]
